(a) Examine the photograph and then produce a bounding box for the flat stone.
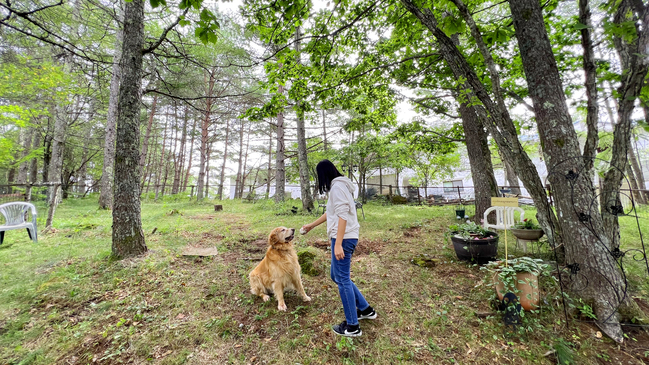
[181,247,218,256]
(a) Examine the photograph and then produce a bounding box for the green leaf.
[573,22,589,30]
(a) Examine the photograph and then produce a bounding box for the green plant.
[447,221,492,239]
[482,257,549,299]
[513,218,541,230]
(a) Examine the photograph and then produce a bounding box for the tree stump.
[214,205,223,211]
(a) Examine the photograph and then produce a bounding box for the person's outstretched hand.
[300,223,313,235]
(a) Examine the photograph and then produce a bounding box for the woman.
[301,160,376,337]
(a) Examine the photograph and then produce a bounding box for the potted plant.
[511,218,544,241]
[482,257,549,311]
[455,205,466,220]
[448,222,499,264]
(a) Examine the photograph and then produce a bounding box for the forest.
[1,0,649,361]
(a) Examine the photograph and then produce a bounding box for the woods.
[1,0,649,346]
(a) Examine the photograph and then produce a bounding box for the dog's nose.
[290,228,295,234]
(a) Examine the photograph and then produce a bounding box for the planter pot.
[455,209,465,219]
[450,232,498,264]
[494,271,540,311]
[511,229,544,241]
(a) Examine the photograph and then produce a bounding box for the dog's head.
[268,227,296,249]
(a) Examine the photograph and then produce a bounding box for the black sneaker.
[332,321,362,337]
[357,306,377,320]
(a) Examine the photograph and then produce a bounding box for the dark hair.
[316,159,344,195]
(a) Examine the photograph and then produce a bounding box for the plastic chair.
[355,201,365,220]
[0,202,38,244]
[483,206,525,231]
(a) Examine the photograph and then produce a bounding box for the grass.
[0,196,647,364]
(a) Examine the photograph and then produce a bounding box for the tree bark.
[17,127,33,184]
[630,133,649,202]
[579,0,599,173]
[197,70,215,201]
[173,106,188,194]
[625,161,643,203]
[458,102,498,223]
[99,3,123,210]
[509,0,639,342]
[503,159,521,195]
[111,0,146,258]
[183,116,197,192]
[170,103,180,195]
[275,84,286,203]
[139,93,157,178]
[45,105,67,230]
[204,141,212,198]
[235,119,244,199]
[217,118,230,200]
[266,126,273,197]
[30,129,40,183]
[294,27,314,211]
[240,122,252,198]
[155,114,168,201]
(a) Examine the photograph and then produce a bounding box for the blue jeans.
[330,238,370,326]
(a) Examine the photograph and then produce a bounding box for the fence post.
[389,185,393,197]
[190,185,194,199]
[25,184,32,202]
[457,186,462,202]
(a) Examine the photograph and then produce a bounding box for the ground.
[1,197,648,364]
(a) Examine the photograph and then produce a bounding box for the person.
[301,159,377,337]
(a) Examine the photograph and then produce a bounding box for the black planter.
[455,209,465,219]
[450,232,499,264]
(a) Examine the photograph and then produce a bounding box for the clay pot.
[511,229,544,241]
[494,271,540,311]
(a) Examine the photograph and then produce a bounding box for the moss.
[553,139,564,148]
[298,248,321,276]
[411,254,438,268]
[391,195,408,204]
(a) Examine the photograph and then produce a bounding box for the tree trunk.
[155,114,168,201]
[174,106,187,194]
[111,0,146,258]
[458,102,498,223]
[294,27,314,211]
[240,122,252,198]
[503,159,521,195]
[139,93,157,178]
[579,0,599,173]
[17,128,33,184]
[30,130,40,183]
[197,71,215,201]
[204,142,211,198]
[275,84,286,203]
[142,126,158,193]
[45,105,68,229]
[509,0,634,342]
[218,118,230,200]
[235,119,244,199]
[77,127,92,193]
[630,133,649,202]
[183,116,197,192]
[266,126,273,197]
[99,3,123,210]
[170,103,180,195]
[625,161,643,203]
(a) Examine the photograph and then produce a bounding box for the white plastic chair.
[483,206,525,231]
[0,202,38,244]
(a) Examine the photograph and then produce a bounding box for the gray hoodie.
[326,176,360,239]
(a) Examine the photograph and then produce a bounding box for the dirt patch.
[309,238,383,256]
[245,239,268,254]
[403,227,422,237]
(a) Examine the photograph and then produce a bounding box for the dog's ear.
[268,229,279,247]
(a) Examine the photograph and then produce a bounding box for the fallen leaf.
[455,296,463,300]
[250,356,257,362]
[235,344,242,348]
[176,313,185,319]
[595,331,602,338]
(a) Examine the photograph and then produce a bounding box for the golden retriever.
[249,227,311,311]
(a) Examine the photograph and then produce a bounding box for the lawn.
[1,197,648,364]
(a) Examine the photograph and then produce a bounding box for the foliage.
[447,221,493,239]
[513,219,541,230]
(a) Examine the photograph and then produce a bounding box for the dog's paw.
[302,295,311,302]
[278,303,287,311]
[262,295,270,302]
